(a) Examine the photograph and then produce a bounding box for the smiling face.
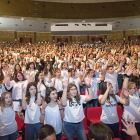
[17,73,23,81]
[108,84,114,94]
[107,67,114,74]
[38,72,44,81]
[69,86,78,97]
[29,86,36,96]
[49,90,57,102]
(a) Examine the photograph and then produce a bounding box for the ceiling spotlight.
[82,20,85,23]
[86,9,88,12]
[75,24,79,26]
[71,4,73,8]
[21,17,25,21]
[87,24,91,26]
[43,3,45,7]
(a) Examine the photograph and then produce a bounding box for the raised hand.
[127,66,134,76]
[107,82,112,90]
[122,118,137,137]
[57,97,63,108]
[37,79,42,89]
[122,88,129,99]
[63,80,68,88]
[42,101,47,109]
[84,78,91,86]
[18,105,23,113]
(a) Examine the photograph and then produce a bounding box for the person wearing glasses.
[121,66,140,140]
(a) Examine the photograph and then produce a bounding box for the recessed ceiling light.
[0,23,2,24]
[21,17,25,21]
[86,10,87,12]
[44,26,46,28]
[29,25,32,26]
[45,23,48,24]
[15,24,18,26]
[82,20,85,23]
[117,22,120,23]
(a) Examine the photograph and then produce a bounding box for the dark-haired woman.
[40,87,64,140]
[35,72,53,98]
[5,70,29,103]
[22,82,42,140]
[61,80,94,140]
[88,122,114,140]
[98,82,129,138]
[13,64,22,77]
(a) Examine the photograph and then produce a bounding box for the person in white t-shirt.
[57,53,66,69]
[61,80,94,140]
[40,87,64,140]
[121,67,140,139]
[0,92,24,140]
[104,56,124,94]
[98,82,129,138]
[22,82,42,140]
[60,62,68,77]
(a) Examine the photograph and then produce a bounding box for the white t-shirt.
[63,95,86,123]
[24,97,40,124]
[51,78,63,92]
[69,77,81,94]
[123,92,140,122]
[61,69,68,77]
[85,77,101,99]
[44,105,62,134]
[105,70,119,94]
[5,80,28,100]
[57,60,66,69]
[0,107,17,136]
[0,84,7,97]
[99,95,120,124]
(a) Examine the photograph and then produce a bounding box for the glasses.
[70,88,77,91]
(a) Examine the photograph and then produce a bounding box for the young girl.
[22,82,42,140]
[40,87,64,140]
[61,80,94,140]
[52,69,63,99]
[121,67,140,139]
[35,72,53,98]
[98,82,129,138]
[61,62,68,77]
[0,92,24,140]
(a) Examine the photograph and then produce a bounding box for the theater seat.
[83,109,89,139]
[82,91,85,95]
[126,136,140,140]
[97,90,101,96]
[113,138,122,140]
[15,113,25,140]
[87,107,102,125]
[117,106,123,137]
[118,90,122,97]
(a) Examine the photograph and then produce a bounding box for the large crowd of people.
[0,42,140,140]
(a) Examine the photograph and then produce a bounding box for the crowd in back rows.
[0,42,140,140]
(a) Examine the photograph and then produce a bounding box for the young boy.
[38,124,56,140]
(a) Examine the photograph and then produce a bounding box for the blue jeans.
[56,132,62,140]
[63,121,87,140]
[0,130,18,140]
[25,123,42,140]
[104,122,119,138]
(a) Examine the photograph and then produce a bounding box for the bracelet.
[59,108,63,110]
[38,91,41,93]
[124,74,130,78]
[125,97,129,99]
[8,75,11,78]
[41,114,45,115]
[87,84,91,88]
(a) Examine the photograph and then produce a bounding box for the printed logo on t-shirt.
[106,101,117,107]
[69,101,81,107]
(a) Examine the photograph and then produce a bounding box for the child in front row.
[0,92,24,140]
[22,82,42,140]
[40,87,64,140]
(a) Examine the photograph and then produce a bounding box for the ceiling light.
[82,20,85,23]
[15,24,18,26]
[45,23,48,24]
[21,17,25,21]
[34,13,37,15]
[35,3,38,4]
[0,23,2,24]
[29,25,32,26]
[86,10,87,12]
[34,9,37,10]
[44,26,46,28]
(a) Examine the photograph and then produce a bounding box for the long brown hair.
[0,69,4,84]
[25,82,37,105]
[1,92,13,112]
[67,84,81,102]
[14,71,26,83]
[101,82,117,105]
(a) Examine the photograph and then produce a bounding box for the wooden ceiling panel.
[0,0,139,19]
